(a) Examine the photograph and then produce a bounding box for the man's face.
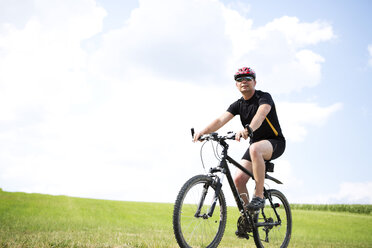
[235,76,256,93]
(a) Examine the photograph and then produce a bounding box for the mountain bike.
[173,129,292,248]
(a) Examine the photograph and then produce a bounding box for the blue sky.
[0,0,371,204]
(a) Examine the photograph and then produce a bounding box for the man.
[193,67,285,212]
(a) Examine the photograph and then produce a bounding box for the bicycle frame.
[203,138,283,229]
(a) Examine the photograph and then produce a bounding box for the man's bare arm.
[193,112,234,142]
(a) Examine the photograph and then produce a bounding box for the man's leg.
[248,140,273,209]
[234,160,253,238]
[233,159,252,206]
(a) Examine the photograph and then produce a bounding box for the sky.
[0,0,372,205]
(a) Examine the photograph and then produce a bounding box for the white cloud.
[90,0,231,83]
[0,0,106,121]
[298,182,372,204]
[225,15,334,94]
[0,0,110,197]
[262,16,335,47]
[332,182,372,204]
[0,76,238,202]
[91,0,335,94]
[278,102,343,142]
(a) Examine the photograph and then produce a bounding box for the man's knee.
[249,141,273,161]
[234,173,249,187]
[249,143,262,159]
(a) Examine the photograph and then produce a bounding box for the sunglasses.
[236,76,254,82]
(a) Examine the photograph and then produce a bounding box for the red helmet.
[234,67,256,80]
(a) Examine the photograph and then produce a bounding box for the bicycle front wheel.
[173,175,227,248]
[253,189,292,248]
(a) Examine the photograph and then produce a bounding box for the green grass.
[1,189,372,247]
[291,204,372,215]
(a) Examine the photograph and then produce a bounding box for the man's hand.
[193,131,204,142]
[235,129,249,142]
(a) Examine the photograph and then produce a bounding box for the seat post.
[265,161,275,173]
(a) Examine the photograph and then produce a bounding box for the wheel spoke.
[173,175,227,248]
[253,189,292,248]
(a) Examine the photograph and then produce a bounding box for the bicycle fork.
[194,175,224,219]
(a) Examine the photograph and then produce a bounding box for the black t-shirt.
[227,90,285,143]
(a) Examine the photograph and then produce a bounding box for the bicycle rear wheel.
[173,175,227,248]
[253,189,292,248]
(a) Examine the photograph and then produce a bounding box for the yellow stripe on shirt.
[265,117,278,136]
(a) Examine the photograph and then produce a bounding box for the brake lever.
[226,131,236,140]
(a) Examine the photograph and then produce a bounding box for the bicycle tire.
[252,189,292,248]
[173,175,227,248]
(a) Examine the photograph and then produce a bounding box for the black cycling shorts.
[242,139,286,162]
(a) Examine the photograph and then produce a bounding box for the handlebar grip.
[191,128,195,138]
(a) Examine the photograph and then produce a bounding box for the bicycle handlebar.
[191,128,236,142]
[191,126,254,143]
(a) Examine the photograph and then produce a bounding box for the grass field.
[1,189,372,248]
